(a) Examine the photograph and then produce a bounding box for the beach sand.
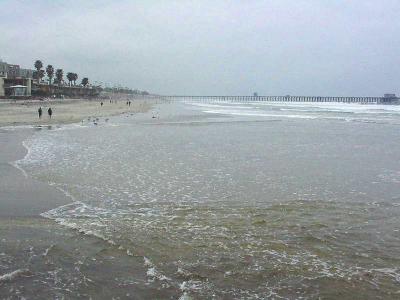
[0,98,153,127]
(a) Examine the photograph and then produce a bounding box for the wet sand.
[0,128,71,217]
[0,98,153,127]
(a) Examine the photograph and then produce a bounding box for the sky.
[1,0,399,96]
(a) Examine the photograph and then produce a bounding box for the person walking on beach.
[38,107,42,119]
[48,107,53,119]
[101,101,103,106]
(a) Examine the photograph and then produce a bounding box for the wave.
[40,200,179,287]
[253,101,400,114]
[0,269,31,283]
[10,137,34,178]
[187,101,400,124]
[188,102,255,110]
[203,109,319,119]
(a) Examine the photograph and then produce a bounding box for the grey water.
[3,101,400,299]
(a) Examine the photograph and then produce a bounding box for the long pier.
[147,95,399,104]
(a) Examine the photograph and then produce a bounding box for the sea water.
[3,101,400,299]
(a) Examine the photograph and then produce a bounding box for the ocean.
[2,100,400,299]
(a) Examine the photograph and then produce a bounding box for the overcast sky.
[1,0,399,96]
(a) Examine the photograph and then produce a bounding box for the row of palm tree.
[34,60,89,87]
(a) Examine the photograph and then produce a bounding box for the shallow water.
[3,101,400,299]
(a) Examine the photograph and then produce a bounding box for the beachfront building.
[0,59,34,97]
[0,61,7,97]
[9,85,29,96]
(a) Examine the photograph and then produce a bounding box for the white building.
[0,60,34,97]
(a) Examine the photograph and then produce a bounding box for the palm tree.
[66,72,74,86]
[34,60,43,71]
[55,69,63,85]
[38,69,45,82]
[34,60,43,80]
[73,73,78,85]
[81,77,89,87]
[46,65,54,85]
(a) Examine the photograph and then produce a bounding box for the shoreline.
[0,98,158,216]
[0,127,72,217]
[0,98,155,128]
[0,97,158,217]
[0,102,182,299]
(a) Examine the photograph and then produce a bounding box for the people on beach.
[128,101,131,106]
[101,102,103,106]
[48,107,53,119]
[38,107,42,119]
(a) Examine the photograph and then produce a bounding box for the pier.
[147,94,399,104]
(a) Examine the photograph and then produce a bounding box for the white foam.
[372,268,400,283]
[41,201,118,246]
[42,245,55,257]
[179,279,210,295]
[204,109,318,119]
[11,137,34,178]
[144,256,153,266]
[253,101,400,114]
[178,292,193,300]
[0,269,30,282]
[188,102,254,110]
[187,100,400,123]
[50,183,78,202]
[0,124,40,131]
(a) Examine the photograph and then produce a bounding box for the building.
[381,93,398,103]
[0,59,34,97]
[384,93,396,98]
[10,85,29,96]
[0,60,7,97]
[0,61,7,77]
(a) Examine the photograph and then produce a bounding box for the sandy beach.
[0,98,153,127]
